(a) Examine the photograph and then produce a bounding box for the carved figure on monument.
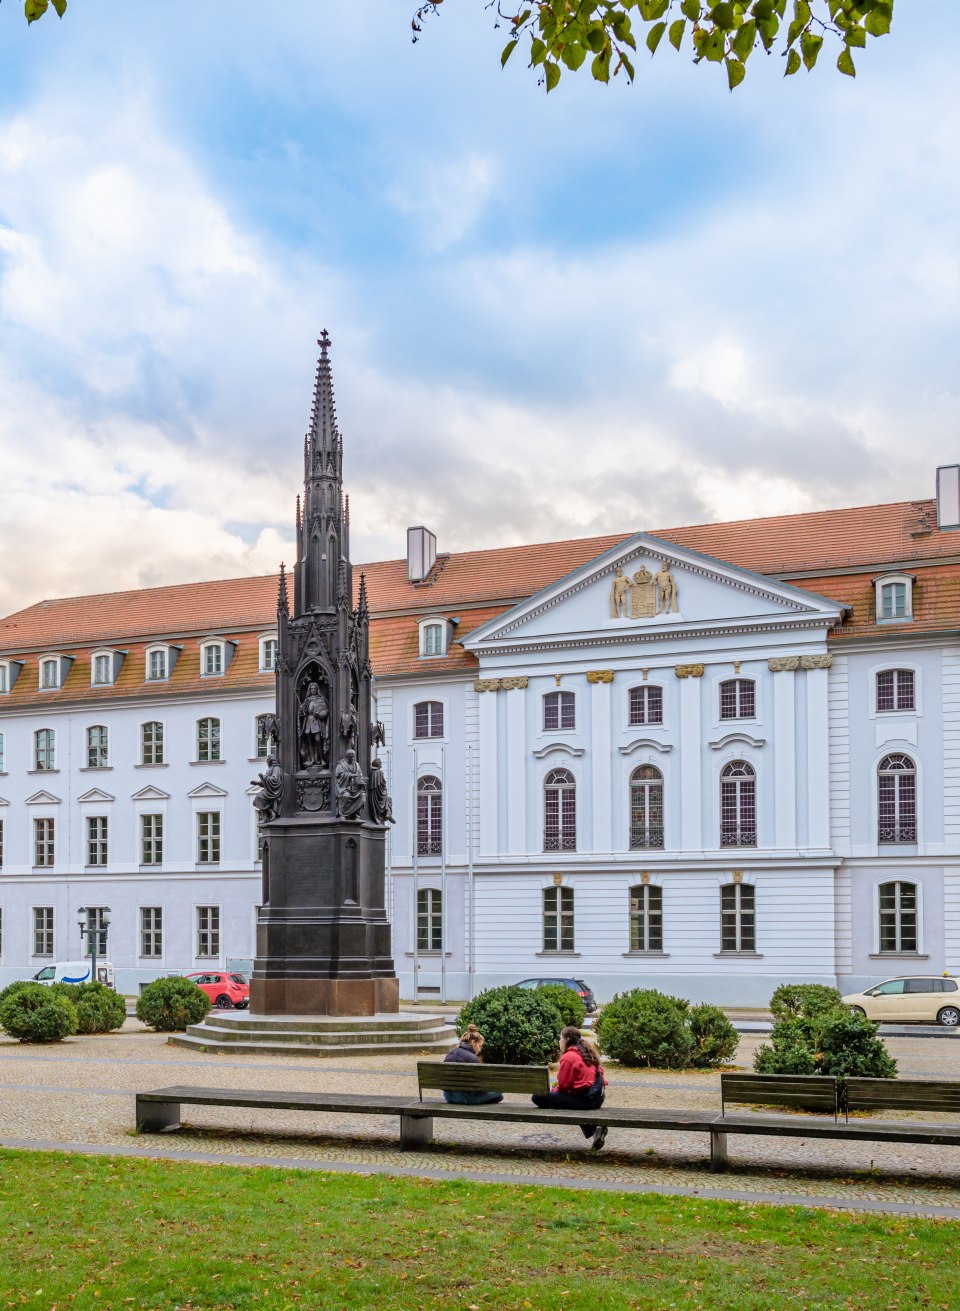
[610,564,632,619]
[335,748,366,820]
[251,756,283,824]
[371,720,386,749]
[369,757,395,825]
[298,681,330,768]
[339,706,358,747]
[655,561,680,614]
[260,714,280,752]
[630,565,656,618]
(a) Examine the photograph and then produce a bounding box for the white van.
[32,961,116,989]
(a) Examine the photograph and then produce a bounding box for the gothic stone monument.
[249,332,399,1016]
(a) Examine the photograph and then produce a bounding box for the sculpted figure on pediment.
[655,561,680,614]
[610,565,632,619]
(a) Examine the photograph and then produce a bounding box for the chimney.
[936,465,960,531]
[407,526,437,582]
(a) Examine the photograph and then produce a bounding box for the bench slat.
[846,1077,960,1115]
[721,1073,837,1114]
[417,1062,550,1097]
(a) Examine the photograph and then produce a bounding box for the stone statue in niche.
[251,756,283,824]
[371,720,386,749]
[339,706,358,748]
[655,561,680,614]
[610,565,632,619]
[335,748,366,820]
[369,756,395,826]
[630,565,656,618]
[298,680,330,769]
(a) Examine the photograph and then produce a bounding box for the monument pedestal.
[169,1008,457,1057]
[250,976,399,1017]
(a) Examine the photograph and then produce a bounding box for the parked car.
[513,976,597,1014]
[842,975,960,1026]
[32,960,116,988]
[184,971,250,1009]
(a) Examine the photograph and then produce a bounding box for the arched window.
[417,775,443,855]
[629,884,663,952]
[417,888,443,951]
[255,714,273,759]
[34,728,55,771]
[720,760,756,847]
[544,768,576,852]
[878,880,918,953]
[876,669,915,713]
[630,765,664,849]
[878,753,917,842]
[543,885,574,952]
[197,717,221,763]
[720,882,755,953]
[141,721,164,766]
[414,700,444,739]
[543,690,575,731]
[86,725,108,769]
[719,679,755,720]
[629,685,663,726]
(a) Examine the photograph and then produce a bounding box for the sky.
[0,1,957,616]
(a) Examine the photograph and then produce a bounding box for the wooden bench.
[416,1061,550,1101]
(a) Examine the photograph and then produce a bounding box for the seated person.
[442,1024,504,1104]
[532,1025,609,1150]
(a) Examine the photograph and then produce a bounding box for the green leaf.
[726,56,746,89]
[51,0,66,13]
[646,20,667,54]
[529,36,547,65]
[784,46,801,73]
[544,59,562,91]
[800,27,822,68]
[501,38,519,67]
[586,22,607,51]
[560,40,588,69]
[668,18,686,49]
[836,46,855,76]
[731,18,756,58]
[703,28,725,60]
[681,0,700,21]
[591,48,611,81]
[864,6,892,37]
[712,2,736,29]
[845,25,866,47]
[24,0,49,21]
[618,51,636,80]
[794,0,810,24]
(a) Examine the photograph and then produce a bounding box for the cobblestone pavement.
[3,1022,960,1215]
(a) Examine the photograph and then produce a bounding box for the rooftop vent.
[407,526,437,583]
[936,465,960,532]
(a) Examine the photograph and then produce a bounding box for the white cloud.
[387,153,499,251]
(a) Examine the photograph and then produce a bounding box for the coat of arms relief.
[609,561,680,620]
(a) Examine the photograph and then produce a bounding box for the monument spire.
[296,331,350,613]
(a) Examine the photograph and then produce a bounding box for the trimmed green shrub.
[136,977,210,1032]
[753,1017,818,1075]
[0,980,45,1007]
[769,983,844,1023]
[596,990,695,1069]
[456,986,565,1064]
[818,1010,898,1083]
[536,983,587,1029]
[52,982,126,1034]
[689,1003,739,1068]
[0,983,78,1043]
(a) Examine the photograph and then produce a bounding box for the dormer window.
[875,573,914,623]
[419,618,450,658]
[0,661,18,695]
[90,649,121,686]
[201,641,225,677]
[145,646,173,682]
[259,636,278,672]
[39,657,68,691]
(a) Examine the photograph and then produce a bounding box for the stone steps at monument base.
[167,1032,457,1058]
[201,1012,449,1036]
[179,1019,457,1048]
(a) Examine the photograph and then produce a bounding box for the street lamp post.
[78,906,111,984]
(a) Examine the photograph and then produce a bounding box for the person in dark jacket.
[531,1026,609,1150]
[442,1024,504,1104]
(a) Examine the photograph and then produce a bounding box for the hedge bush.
[456,986,566,1064]
[596,990,693,1069]
[769,983,844,1023]
[52,982,126,1034]
[688,1003,739,1067]
[535,983,586,1029]
[136,977,211,1032]
[0,983,78,1043]
[0,980,44,1007]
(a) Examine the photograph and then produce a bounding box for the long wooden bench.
[135,1069,960,1174]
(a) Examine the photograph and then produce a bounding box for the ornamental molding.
[586,670,615,684]
[500,676,529,691]
[25,789,60,805]
[0,795,8,807]
[474,679,502,693]
[801,653,833,669]
[77,787,116,804]
[531,742,586,759]
[131,785,171,802]
[708,732,766,751]
[186,782,229,799]
[675,664,705,679]
[767,656,800,672]
[471,618,833,661]
[475,676,528,692]
[618,737,674,756]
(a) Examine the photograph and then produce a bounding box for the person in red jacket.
[531,1026,609,1150]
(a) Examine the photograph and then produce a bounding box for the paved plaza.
[3,1022,960,1217]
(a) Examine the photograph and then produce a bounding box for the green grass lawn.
[0,1149,955,1310]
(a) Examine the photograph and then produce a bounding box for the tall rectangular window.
[33,907,54,957]
[719,679,756,720]
[878,880,918,953]
[196,906,220,958]
[0,819,4,869]
[543,769,576,852]
[147,649,168,681]
[876,669,915,713]
[255,715,272,759]
[0,665,7,694]
[40,659,60,690]
[140,907,163,959]
[34,728,55,771]
[629,685,663,726]
[141,814,164,865]
[720,883,756,953]
[543,691,575,731]
[92,654,112,685]
[0,731,4,772]
[260,638,277,672]
[34,818,55,867]
[86,816,108,866]
[197,718,221,762]
[543,886,575,952]
[86,725,109,768]
[416,777,443,855]
[413,701,443,739]
[879,581,908,620]
[629,884,663,952]
[203,644,223,676]
[197,812,221,864]
[416,888,443,952]
[141,721,165,765]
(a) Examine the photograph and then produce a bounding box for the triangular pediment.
[187,782,229,799]
[77,787,116,803]
[26,789,61,805]
[131,785,172,802]
[0,795,8,807]
[464,532,844,655]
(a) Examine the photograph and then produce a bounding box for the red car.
[185,971,249,1009]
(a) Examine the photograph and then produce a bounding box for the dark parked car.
[514,976,597,1014]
